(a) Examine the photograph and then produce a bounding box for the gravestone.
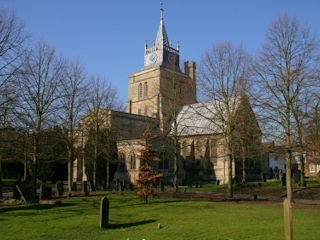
[56,181,64,196]
[40,184,52,200]
[13,182,21,199]
[40,183,52,200]
[72,182,77,191]
[100,197,109,229]
[129,183,134,191]
[15,183,32,202]
[283,198,293,240]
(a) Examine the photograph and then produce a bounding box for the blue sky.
[1,0,320,104]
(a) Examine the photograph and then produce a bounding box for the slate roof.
[171,97,241,137]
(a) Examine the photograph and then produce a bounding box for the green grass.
[1,192,319,240]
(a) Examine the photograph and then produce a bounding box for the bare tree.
[0,8,30,88]
[15,40,66,197]
[83,75,122,189]
[197,41,252,198]
[0,8,29,192]
[161,68,196,192]
[253,15,320,202]
[60,57,87,191]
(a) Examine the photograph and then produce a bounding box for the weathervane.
[160,2,164,19]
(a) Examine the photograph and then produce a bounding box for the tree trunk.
[31,154,37,198]
[299,153,305,187]
[285,150,293,202]
[227,155,233,198]
[68,159,72,192]
[106,159,109,189]
[241,145,247,184]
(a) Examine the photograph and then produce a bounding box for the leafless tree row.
[0,9,122,196]
[196,15,320,201]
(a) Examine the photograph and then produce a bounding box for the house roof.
[170,97,241,137]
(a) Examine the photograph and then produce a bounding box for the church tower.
[126,5,197,132]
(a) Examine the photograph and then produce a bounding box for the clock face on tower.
[149,52,158,64]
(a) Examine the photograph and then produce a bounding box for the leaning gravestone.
[15,183,32,203]
[100,197,109,229]
[56,181,64,196]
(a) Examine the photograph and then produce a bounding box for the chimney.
[184,61,196,81]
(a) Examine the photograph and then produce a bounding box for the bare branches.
[253,14,320,201]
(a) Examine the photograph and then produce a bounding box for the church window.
[144,108,148,116]
[144,82,148,97]
[130,152,136,170]
[138,83,143,99]
[138,109,141,115]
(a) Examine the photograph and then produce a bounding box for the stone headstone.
[283,198,293,240]
[13,182,21,199]
[100,197,109,229]
[72,182,77,191]
[40,185,53,200]
[15,183,32,202]
[56,181,64,196]
[129,183,134,191]
[40,184,47,200]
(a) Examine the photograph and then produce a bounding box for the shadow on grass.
[108,219,157,229]
[0,202,76,214]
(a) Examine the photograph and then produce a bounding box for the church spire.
[143,3,180,71]
[154,2,169,48]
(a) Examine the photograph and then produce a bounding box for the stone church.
[73,8,264,186]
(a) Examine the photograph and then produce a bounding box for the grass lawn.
[0,192,319,240]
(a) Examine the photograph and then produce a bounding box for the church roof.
[171,97,241,137]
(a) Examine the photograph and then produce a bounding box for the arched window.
[130,152,136,170]
[138,83,142,99]
[118,152,126,171]
[144,82,148,97]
